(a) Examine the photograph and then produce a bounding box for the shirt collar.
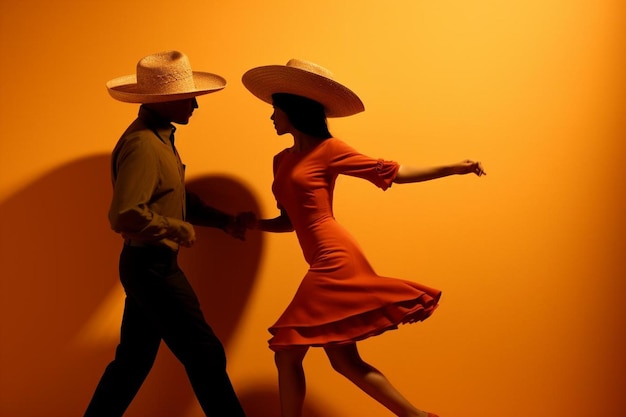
[138,105,176,144]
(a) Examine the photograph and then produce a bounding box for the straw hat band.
[137,67,196,93]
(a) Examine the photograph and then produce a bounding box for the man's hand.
[169,218,196,247]
[224,211,257,241]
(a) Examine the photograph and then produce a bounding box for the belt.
[124,239,150,247]
[123,239,179,253]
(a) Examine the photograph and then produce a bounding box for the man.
[84,51,247,417]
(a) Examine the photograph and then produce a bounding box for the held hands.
[456,160,486,177]
[237,211,258,229]
[224,211,258,241]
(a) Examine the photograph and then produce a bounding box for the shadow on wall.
[237,386,334,417]
[0,154,278,417]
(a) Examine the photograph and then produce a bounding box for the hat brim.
[107,71,226,103]
[242,65,364,117]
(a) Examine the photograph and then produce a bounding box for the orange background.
[0,1,624,417]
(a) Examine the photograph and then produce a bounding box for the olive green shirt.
[108,106,231,251]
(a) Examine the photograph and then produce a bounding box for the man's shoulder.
[120,117,151,138]
[112,121,159,155]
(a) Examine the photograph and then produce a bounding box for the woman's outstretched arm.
[393,160,486,184]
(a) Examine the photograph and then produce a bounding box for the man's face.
[152,97,199,125]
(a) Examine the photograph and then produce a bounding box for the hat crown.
[136,51,196,94]
[286,59,334,80]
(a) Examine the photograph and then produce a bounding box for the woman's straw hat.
[107,50,226,103]
[242,59,364,117]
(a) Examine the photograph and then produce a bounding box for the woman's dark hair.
[272,93,332,139]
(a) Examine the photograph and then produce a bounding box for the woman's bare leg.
[324,343,434,417]
[274,346,309,417]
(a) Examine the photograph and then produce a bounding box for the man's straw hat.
[107,50,226,103]
[242,59,364,117]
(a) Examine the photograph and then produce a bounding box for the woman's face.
[270,106,293,135]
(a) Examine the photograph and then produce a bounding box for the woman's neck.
[292,133,324,152]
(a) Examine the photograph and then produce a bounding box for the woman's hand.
[224,211,257,241]
[456,160,486,176]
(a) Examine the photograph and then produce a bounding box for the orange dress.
[268,138,441,351]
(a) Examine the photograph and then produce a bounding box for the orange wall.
[0,1,624,417]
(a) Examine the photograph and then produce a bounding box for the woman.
[242,59,485,417]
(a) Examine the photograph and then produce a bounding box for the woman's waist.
[294,222,358,262]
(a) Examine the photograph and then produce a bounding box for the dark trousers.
[84,245,245,417]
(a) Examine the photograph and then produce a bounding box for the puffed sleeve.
[326,138,399,190]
